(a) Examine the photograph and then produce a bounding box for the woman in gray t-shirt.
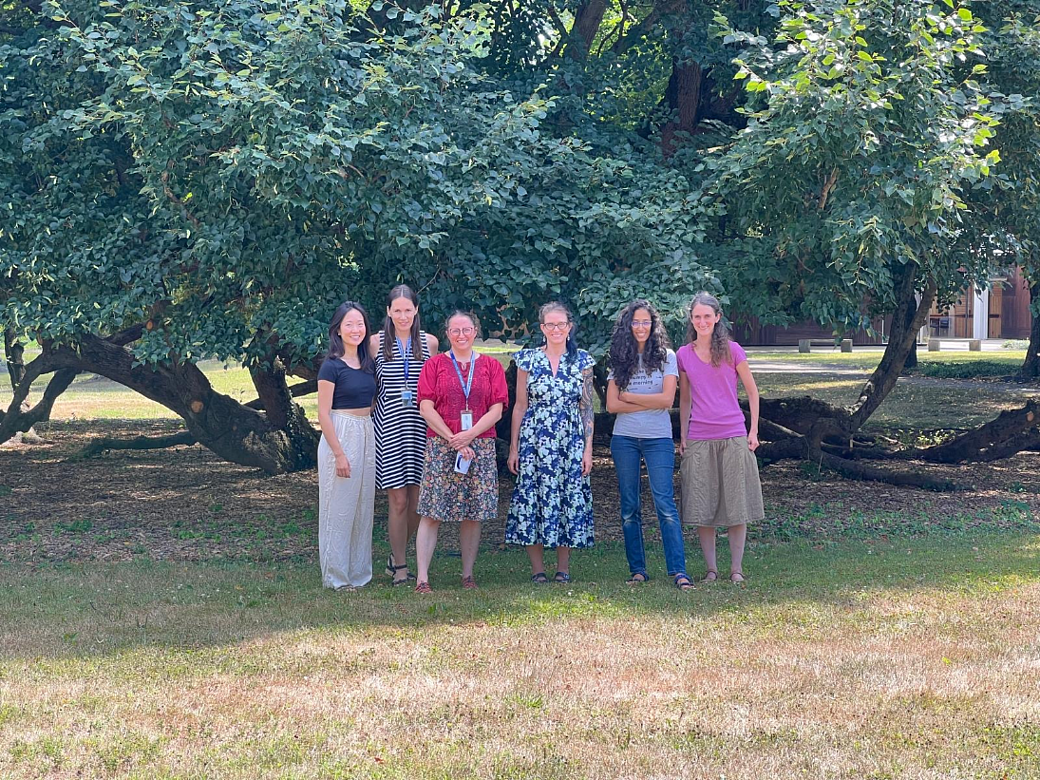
[606,300,691,590]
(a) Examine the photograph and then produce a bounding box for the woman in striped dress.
[370,285,439,585]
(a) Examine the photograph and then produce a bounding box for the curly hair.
[685,291,731,368]
[608,299,671,391]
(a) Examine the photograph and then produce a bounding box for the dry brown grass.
[2,537,1039,779]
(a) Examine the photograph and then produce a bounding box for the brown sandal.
[701,570,718,583]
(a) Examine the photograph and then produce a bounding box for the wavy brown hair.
[608,299,670,391]
[685,291,731,368]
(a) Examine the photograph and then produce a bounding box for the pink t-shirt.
[676,341,749,441]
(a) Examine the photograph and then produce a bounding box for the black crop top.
[318,357,377,409]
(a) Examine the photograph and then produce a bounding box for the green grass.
[750,349,1030,379]
[2,533,1039,779]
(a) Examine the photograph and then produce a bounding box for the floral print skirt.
[417,437,498,523]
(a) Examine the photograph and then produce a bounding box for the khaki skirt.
[679,436,764,528]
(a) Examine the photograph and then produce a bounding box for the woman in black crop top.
[316,301,378,590]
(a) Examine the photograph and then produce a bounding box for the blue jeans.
[610,435,687,577]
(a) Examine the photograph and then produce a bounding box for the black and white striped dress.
[373,332,431,489]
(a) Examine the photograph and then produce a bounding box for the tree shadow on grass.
[1,533,1038,663]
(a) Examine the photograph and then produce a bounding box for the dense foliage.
[3,0,1040,473]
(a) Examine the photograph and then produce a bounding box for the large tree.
[0,0,712,467]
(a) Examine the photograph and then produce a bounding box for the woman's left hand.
[460,445,476,462]
[748,430,760,452]
[582,447,593,477]
[448,429,475,450]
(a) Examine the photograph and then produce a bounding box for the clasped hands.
[448,428,477,463]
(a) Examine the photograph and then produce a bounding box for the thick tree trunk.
[79,431,198,459]
[45,335,318,474]
[571,0,608,57]
[847,267,935,430]
[660,59,703,155]
[3,328,26,390]
[1018,280,1040,380]
[916,399,1040,463]
[0,351,78,444]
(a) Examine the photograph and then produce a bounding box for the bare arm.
[606,379,646,414]
[580,366,594,476]
[618,374,678,410]
[425,333,439,357]
[735,359,760,451]
[678,369,691,455]
[317,379,351,477]
[419,399,455,441]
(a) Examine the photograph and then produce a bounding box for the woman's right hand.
[335,453,351,478]
[678,438,687,456]
[460,446,476,463]
[507,448,519,475]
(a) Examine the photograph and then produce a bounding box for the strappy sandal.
[729,571,747,585]
[700,570,718,583]
[626,572,650,584]
[553,572,571,583]
[673,573,694,591]
[389,564,412,586]
[531,572,549,584]
[461,575,478,590]
[414,581,432,594]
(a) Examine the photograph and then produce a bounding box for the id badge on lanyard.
[398,337,415,407]
[450,351,476,432]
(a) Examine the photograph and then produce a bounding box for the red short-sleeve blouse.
[416,352,509,438]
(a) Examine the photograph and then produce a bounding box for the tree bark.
[1018,279,1040,380]
[847,267,935,430]
[78,431,198,459]
[571,0,608,57]
[3,328,25,390]
[45,335,318,474]
[660,58,703,155]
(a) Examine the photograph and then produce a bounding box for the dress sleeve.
[730,341,748,366]
[487,358,509,407]
[576,350,595,372]
[317,358,339,383]
[512,349,535,373]
[417,357,439,405]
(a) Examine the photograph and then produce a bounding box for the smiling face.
[339,308,367,348]
[540,309,571,349]
[690,303,721,340]
[447,314,476,352]
[387,296,417,335]
[630,307,652,347]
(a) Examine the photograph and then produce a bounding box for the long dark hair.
[381,284,424,362]
[539,301,577,358]
[685,291,731,367]
[327,301,375,373]
[608,299,670,390]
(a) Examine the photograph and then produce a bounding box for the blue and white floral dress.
[505,348,595,549]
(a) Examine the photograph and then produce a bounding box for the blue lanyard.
[449,351,476,408]
[396,337,411,382]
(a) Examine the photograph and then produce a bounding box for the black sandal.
[388,561,412,586]
[626,572,649,584]
[531,573,549,584]
[673,573,694,591]
[553,572,571,583]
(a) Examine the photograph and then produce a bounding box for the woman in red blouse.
[414,311,508,593]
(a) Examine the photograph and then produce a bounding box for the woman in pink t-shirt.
[676,292,764,584]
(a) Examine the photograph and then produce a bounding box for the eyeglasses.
[448,327,476,336]
[631,320,652,328]
[541,322,571,332]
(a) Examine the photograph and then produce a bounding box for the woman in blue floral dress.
[506,302,596,583]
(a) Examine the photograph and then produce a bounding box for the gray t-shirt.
[610,349,678,439]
